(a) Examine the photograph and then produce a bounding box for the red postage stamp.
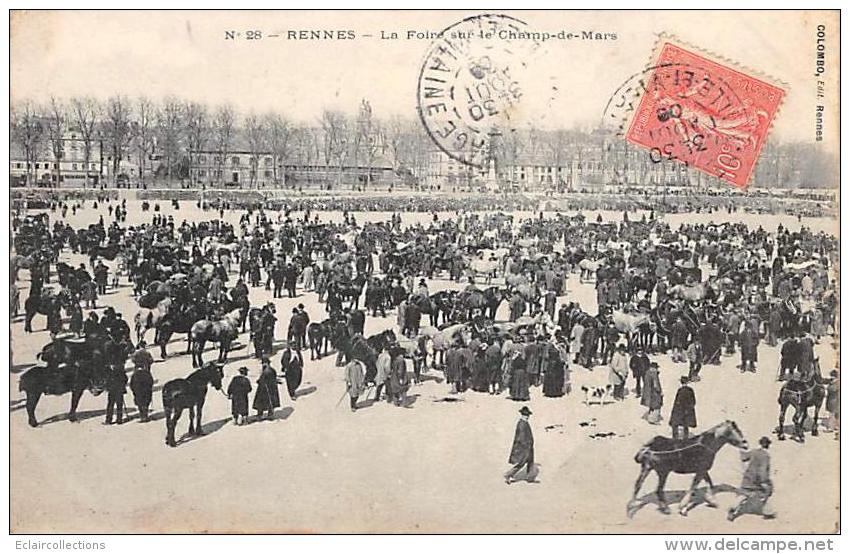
[625,41,785,189]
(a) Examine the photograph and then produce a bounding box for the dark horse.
[155,303,207,359]
[627,420,748,518]
[777,377,826,442]
[19,337,112,427]
[335,275,367,310]
[307,318,335,360]
[24,289,73,332]
[161,361,225,447]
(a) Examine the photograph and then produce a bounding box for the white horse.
[578,257,606,282]
[134,297,173,343]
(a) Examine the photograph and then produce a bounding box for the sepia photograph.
[6,9,841,535]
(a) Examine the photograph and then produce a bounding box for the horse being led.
[627,420,748,518]
[777,377,826,442]
[161,361,225,447]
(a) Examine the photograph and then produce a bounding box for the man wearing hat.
[641,362,664,424]
[728,436,776,521]
[129,345,154,423]
[505,406,535,484]
[609,343,629,400]
[669,376,697,439]
[227,367,252,426]
[630,346,650,396]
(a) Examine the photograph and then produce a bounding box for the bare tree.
[45,97,67,188]
[69,96,101,188]
[244,113,267,189]
[264,113,293,188]
[102,95,133,187]
[185,101,209,186]
[384,115,407,187]
[212,105,235,187]
[320,110,349,189]
[354,99,382,188]
[133,97,156,187]
[157,96,185,185]
[11,101,45,186]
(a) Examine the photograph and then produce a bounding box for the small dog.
[582,384,613,405]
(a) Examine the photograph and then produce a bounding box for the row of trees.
[10,96,435,189]
[11,95,835,189]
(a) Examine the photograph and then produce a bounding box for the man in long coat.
[280,343,304,400]
[485,339,503,394]
[641,362,663,424]
[739,318,760,373]
[608,344,629,400]
[389,349,410,406]
[374,346,392,402]
[505,406,535,484]
[227,367,252,425]
[253,359,281,419]
[445,343,464,392]
[129,364,154,423]
[669,376,697,439]
[345,359,366,412]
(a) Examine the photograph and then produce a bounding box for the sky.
[10,10,840,150]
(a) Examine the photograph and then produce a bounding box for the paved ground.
[9,202,840,533]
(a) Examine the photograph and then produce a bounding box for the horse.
[469,258,500,284]
[336,275,367,309]
[134,297,173,343]
[24,289,73,333]
[156,303,207,359]
[161,361,225,447]
[19,335,114,427]
[307,319,335,360]
[669,283,707,302]
[189,308,243,367]
[578,257,606,282]
[612,309,652,349]
[410,293,442,327]
[627,420,748,518]
[11,253,37,281]
[777,377,827,442]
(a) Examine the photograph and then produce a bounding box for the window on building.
[72,163,78,170]
[199,170,206,177]
[214,155,221,163]
[199,155,206,164]
[34,163,40,169]
[264,170,273,177]
[264,157,273,167]
[15,163,22,169]
[232,156,240,165]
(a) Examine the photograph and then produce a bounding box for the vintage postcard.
[8,10,840,534]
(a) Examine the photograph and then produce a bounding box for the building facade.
[188,149,395,189]
[10,130,107,186]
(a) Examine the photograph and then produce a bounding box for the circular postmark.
[416,14,548,169]
[601,57,765,188]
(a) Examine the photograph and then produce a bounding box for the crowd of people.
[9,192,840,520]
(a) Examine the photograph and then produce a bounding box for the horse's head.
[716,420,748,450]
[204,361,225,390]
